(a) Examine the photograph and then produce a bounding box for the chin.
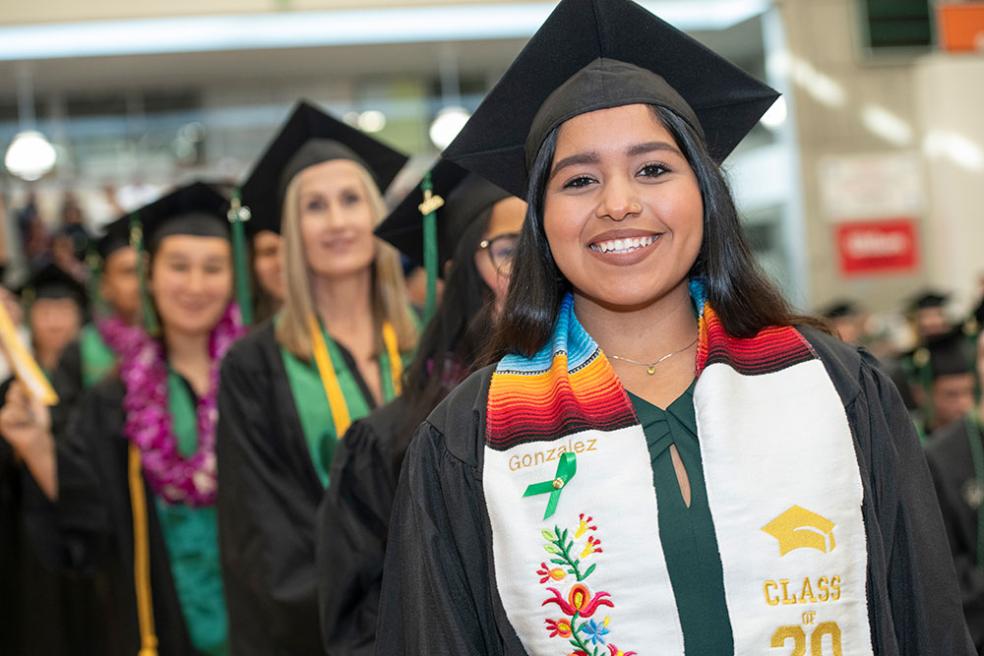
[577,279,684,312]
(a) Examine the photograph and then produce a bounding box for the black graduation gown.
[926,418,984,651]
[23,376,199,656]
[376,328,974,655]
[217,320,377,656]
[315,395,408,655]
[0,376,115,656]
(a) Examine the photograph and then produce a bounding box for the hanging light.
[4,129,57,181]
[429,106,471,150]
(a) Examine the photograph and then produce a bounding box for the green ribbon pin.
[523,452,577,520]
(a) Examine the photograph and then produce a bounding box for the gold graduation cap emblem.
[762,505,836,556]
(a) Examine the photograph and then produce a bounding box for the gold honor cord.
[308,316,404,438]
[308,315,353,438]
[0,300,58,406]
[381,322,403,396]
[127,444,159,656]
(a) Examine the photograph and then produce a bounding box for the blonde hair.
[276,161,417,360]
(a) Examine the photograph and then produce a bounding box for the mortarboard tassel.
[129,213,160,336]
[228,190,254,327]
[418,171,444,324]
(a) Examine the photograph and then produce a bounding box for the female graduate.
[216,100,416,656]
[0,181,244,656]
[375,1,973,654]
[315,159,526,655]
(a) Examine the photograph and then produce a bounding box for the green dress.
[627,383,734,654]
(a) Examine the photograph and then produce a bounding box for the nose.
[595,174,642,223]
[186,267,206,294]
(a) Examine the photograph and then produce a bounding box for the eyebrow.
[550,141,682,179]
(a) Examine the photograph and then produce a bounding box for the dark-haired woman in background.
[375,0,972,654]
[315,160,525,655]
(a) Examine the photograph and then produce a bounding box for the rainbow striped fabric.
[486,282,816,450]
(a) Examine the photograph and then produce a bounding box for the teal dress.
[627,383,734,654]
[156,371,228,655]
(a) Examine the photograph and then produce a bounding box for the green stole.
[79,323,117,388]
[280,323,404,487]
[153,371,228,655]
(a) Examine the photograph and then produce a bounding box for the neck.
[575,279,698,363]
[36,346,59,373]
[163,328,212,396]
[311,268,375,337]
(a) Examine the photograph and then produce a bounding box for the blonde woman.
[216,101,415,656]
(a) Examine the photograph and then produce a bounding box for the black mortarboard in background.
[908,290,950,313]
[443,0,780,198]
[134,181,230,252]
[820,300,860,320]
[376,159,512,271]
[19,264,88,311]
[925,329,975,380]
[239,100,409,237]
[95,215,134,261]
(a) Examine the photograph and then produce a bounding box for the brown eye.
[638,163,669,178]
[563,176,596,189]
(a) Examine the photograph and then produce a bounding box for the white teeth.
[591,235,658,254]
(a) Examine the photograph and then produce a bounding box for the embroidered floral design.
[538,562,568,584]
[545,618,573,638]
[607,645,637,656]
[536,515,634,655]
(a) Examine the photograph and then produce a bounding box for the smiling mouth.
[589,234,661,254]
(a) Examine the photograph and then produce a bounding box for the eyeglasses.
[478,232,520,276]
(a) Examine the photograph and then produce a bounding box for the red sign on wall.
[836,219,920,276]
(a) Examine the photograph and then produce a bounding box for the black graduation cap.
[134,181,230,252]
[908,290,950,313]
[442,0,780,198]
[820,300,860,320]
[95,215,133,261]
[924,329,975,380]
[19,264,88,310]
[375,159,512,271]
[239,100,409,236]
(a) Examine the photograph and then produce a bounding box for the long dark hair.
[491,104,820,359]
[394,208,498,461]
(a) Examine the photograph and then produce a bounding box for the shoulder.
[221,318,279,376]
[343,396,411,465]
[926,418,972,467]
[86,375,125,408]
[417,365,494,469]
[798,326,865,405]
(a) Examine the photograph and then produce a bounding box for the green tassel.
[129,213,159,335]
[419,172,441,324]
[228,190,253,327]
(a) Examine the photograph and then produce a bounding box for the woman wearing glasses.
[315,160,525,655]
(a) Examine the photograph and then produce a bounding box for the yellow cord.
[381,322,403,396]
[127,444,159,656]
[308,317,404,438]
[308,315,352,438]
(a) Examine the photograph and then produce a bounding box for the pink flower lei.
[119,303,245,506]
[96,315,148,361]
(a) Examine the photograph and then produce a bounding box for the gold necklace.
[608,336,698,375]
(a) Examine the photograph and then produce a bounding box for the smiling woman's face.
[150,235,233,338]
[542,103,703,310]
[296,159,377,279]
